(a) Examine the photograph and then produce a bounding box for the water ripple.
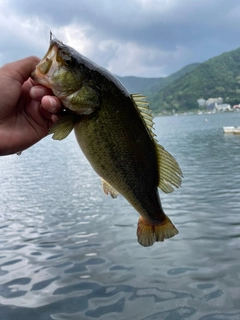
[1,114,240,319]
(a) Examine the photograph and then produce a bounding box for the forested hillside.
[150,48,240,113]
[117,47,240,114]
[117,63,199,96]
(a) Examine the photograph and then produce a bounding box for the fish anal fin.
[101,178,119,199]
[49,113,79,140]
[137,215,178,247]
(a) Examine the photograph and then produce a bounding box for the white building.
[197,98,206,107]
[215,104,231,111]
[206,97,223,107]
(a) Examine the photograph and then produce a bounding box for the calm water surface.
[1,112,240,320]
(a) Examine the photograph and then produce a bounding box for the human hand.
[0,56,63,156]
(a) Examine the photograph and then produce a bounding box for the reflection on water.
[1,112,240,319]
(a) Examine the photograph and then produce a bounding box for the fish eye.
[58,47,74,66]
[65,57,72,66]
[65,56,77,68]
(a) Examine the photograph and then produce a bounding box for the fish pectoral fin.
[49,113,79,140]
[137,216,178,247]
[101,178,119,199]
[157,144,183,193]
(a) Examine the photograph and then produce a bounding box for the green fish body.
[32,38,183,247]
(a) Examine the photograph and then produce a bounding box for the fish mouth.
[31,44,59,87]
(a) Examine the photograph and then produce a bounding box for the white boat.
[223,126,240,134]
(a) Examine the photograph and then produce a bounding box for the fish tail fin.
[137,215,178,247]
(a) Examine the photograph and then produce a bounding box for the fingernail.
[48,97,58,109]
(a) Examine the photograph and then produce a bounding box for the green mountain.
[116,63,199,96]
[150,47,240,113]
[145,63,200,96]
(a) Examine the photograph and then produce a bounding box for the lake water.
[1,112,240,320]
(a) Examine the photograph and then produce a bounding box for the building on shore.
[197,98,206,107]
[233,104,240,109]
[215,104,231,111]
[197,97,231,111]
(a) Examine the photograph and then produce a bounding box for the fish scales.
[74,90,161,221]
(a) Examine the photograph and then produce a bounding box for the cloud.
[102,41,191,77]
[1,0,240,77]
[0,3,50,62]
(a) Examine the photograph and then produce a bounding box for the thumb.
[1,56,40,84]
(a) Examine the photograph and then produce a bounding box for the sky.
[1,0,240,78]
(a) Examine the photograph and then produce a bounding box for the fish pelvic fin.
[131,93,183,193]
[101,178,119,199]
[137,215,178,247]
[49,112,80,140]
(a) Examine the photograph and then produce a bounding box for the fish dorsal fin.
[131,94,156,139]
[131,93,183,194]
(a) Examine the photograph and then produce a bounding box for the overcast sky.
[1,0,240,77]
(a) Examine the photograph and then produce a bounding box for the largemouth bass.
[32,37,183,247]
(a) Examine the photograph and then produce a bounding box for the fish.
[31,37,183,247]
